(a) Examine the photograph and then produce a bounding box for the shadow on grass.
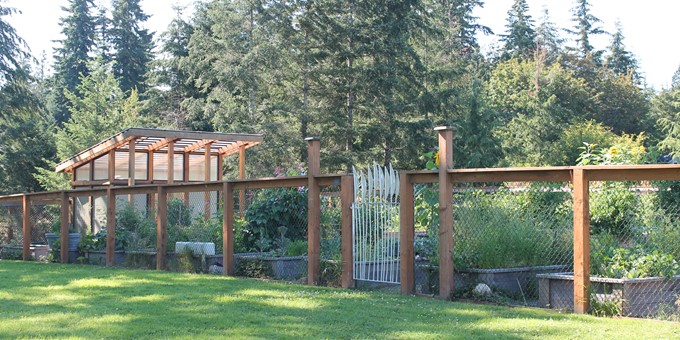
[0,261,676,339]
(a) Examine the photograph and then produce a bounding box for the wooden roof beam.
[147,138,180,152]
[184,139,216,153]
[218,141,251,156]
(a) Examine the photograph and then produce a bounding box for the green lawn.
[0,261,677,339]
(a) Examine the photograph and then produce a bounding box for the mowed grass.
[0,261,677,339]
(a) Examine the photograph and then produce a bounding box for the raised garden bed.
[537,272,680,317]
[235,254,307,280]
[415,263,569,296]
[83,250,125,266]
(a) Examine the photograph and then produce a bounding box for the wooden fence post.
[157,186,168,270]
[22,194,30,261]
[340,175,354,288]
[573,168,590,313]
[60,191,70,264]
[106,188,116,266]
[222,182,234,275]
[306,137,321,285]
[436,126,454,300]
[399,172,415,294]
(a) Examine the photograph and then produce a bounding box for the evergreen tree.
[671,64,680,89]
[605,22,639,80]
[110,0,154,94]
[565,0,606,60]
[0,1,30,85]
[50,0,97,124]
[534,7,563,63]
[147,7,199,128]
[500,0,535,60]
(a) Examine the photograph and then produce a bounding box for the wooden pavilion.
[55,128,263,231]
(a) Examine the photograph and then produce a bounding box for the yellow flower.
[434,151,440,167]
[609,147,619,156]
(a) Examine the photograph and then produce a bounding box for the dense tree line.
[0,0,679,193]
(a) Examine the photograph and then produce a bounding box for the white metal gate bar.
[352,163,400,283]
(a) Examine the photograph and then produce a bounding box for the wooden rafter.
[218,141,248,156]
[184,139,215,153]
[147,138,179,152]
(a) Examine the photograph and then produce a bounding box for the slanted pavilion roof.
[55,128,263,173]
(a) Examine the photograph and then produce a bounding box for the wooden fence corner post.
[223,182,234,275]
[306,137,321,285]
[106,188,116,267]
[399,172,415,295]
[435,126,454,300]
[157,186,168,270]
[60,191,70,264]
[573,168,591,313]
[22,194,30,261]
[340,175,354,288]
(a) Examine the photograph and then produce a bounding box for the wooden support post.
[306,137,321,285]
[156,186,167,270]
[238,144,246,213]
[340,175,354,288]
[60,191,70,264]
[573,168,590,314]
[108,150,116,182]
[183,152,190,205]
[7,207,14,242]
[128,140,136,203]
[399,172,415,294]
[167,141,175,183]
[436,126,454,300]
[204,144,212,217]
[22,194,30,261]
[106,188,116,267]
[217,153,224,181]
[222,182,234,275]
[148,150,155,213]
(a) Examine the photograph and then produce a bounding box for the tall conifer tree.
[500,0,535,60]
[110,0,154,94]
[51,0,97,124]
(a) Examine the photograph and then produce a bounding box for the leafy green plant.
[453,189,572,269]
[589,182,640,237]
[286,240,307,257]
[320,260,342,287]
[592,245,679,279]
[243,188,307,251]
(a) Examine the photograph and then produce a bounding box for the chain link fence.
[539,180,680,320]
[0,204,23,260]
[413,182,574,307]
[233,186,309,282]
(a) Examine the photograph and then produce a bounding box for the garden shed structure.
[55,128,263,231]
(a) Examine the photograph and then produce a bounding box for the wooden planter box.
[537,272,680,317]
[236,254,307,280]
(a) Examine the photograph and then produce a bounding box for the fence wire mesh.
[413,182,575,306]
[233,186,309,282]
[0,204,23,260]
[583,180,678,320]
[320,186,342,286]
[164,190,221,273]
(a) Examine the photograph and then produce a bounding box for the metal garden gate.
[352,164,400,283]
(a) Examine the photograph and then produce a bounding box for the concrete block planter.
[83,250,125,266]
[45,232,81,251]
[415,263,569,296]
[236,254,307,280]
[537,272,680,317]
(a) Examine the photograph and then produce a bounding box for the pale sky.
[5,0,680,90]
